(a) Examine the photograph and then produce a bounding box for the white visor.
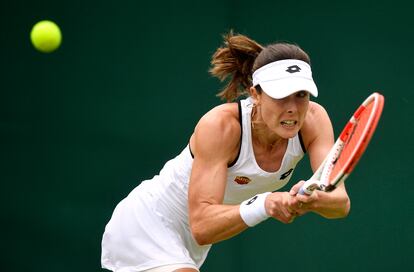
[252,59,318,99]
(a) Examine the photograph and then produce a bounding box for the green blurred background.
[1,0,413,271]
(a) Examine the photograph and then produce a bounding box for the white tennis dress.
[101,98,305,271]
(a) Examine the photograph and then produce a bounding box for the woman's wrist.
[239,192,271,227]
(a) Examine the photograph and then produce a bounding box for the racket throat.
[324,184,337,192]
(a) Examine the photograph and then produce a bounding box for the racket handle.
[298,186,311,195]
[298,180,320,195]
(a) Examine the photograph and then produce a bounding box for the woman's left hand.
[289,180,350,219]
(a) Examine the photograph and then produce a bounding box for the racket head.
[299,92,384,195]
[324,92,384,190]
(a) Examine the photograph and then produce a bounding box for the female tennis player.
[101,32,350,272]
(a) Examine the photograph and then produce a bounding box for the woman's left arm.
[291,102,350,219]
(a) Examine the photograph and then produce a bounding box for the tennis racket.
[299,92,384,195]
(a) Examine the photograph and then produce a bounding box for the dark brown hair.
[210,31,311,102]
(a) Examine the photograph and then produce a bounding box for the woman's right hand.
[264,192,298,224]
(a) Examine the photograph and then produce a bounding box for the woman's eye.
[297,91,309,98]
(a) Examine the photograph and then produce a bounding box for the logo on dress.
[280,168,293,180]
[286,65,301,73]
[234,176,251,185]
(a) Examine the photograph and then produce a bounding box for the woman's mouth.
[280,120,297,128]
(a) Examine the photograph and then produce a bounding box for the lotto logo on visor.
[252,59,318,99]
[286,65,301,73]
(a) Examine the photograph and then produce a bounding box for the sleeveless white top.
[141,97,305,209]
[102,98,306,270]
[224,97,305,204]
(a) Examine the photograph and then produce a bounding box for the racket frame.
[299,92,384,195]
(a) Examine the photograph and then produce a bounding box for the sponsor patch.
[234,176,251,185]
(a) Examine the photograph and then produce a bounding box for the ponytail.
[210,31,263,102]
[210,31,311,102]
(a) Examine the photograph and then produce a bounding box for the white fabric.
[101,157,208,272]
[239,192,271,226]
[223,98,305,204]
[101,98,305,271]
[252,59,318,99]
[142,263,199,272]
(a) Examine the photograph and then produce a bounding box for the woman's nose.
[285,99,298,114]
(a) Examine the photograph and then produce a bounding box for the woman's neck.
[251,108,285,151]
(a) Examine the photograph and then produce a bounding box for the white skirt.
[101,181,211,272]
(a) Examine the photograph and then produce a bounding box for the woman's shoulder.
[199,102,239,127]
[308,101,329,116]
[209,102,240,116]
[198,102,240,137]
[305,101,331,125]
[301,101,333,148]
[190,102,241,159]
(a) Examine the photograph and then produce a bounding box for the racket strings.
[328,100,375,185]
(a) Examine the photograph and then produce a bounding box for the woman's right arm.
[188,108,248,246]
[188,107,297,246]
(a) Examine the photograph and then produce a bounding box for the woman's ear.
[249,86,260,103]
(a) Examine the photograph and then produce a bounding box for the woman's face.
[255,89,310,139]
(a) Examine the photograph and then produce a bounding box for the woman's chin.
[276,127,299,139]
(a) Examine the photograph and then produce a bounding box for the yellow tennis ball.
[30,20,62,53]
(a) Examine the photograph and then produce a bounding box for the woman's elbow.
[331,196,351,219]
[190,223,211,246]
[342,197,351,218]
[321,195,351,219]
